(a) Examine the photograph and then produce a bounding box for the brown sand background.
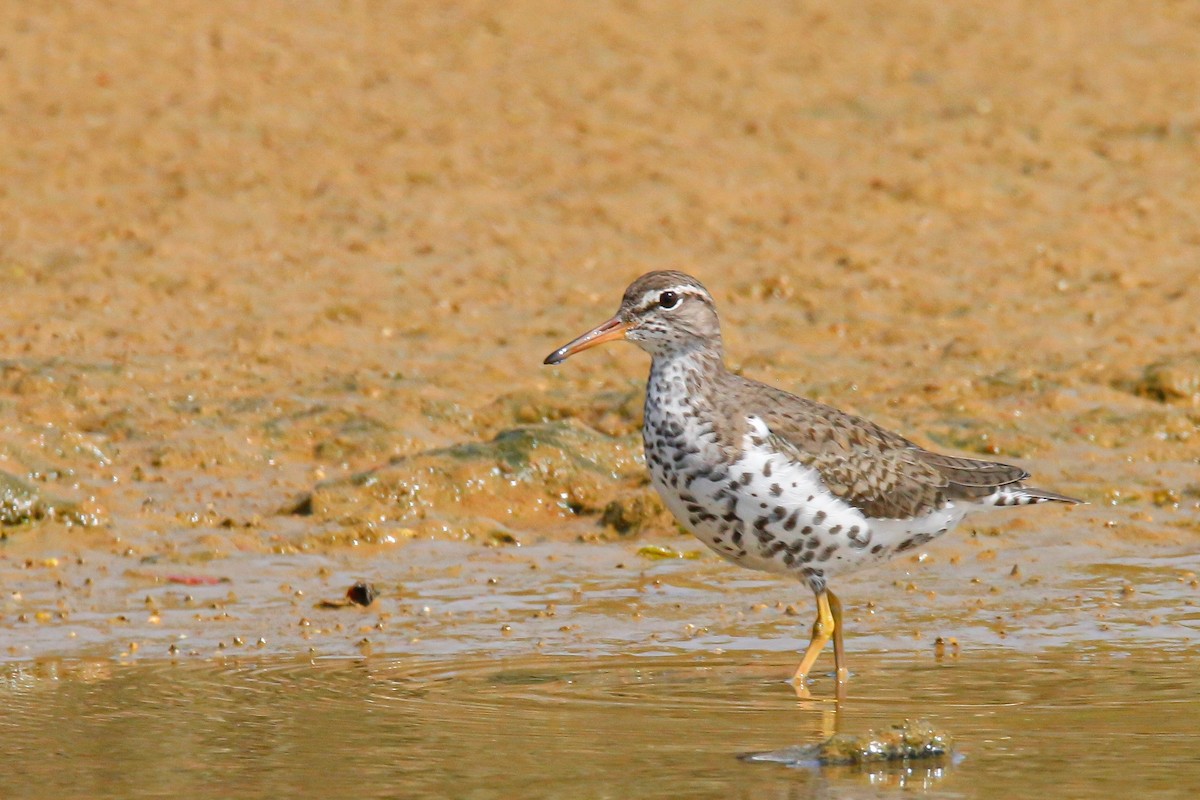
[1,1,1199,661]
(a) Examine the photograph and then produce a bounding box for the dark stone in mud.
[288,494,314,516]
[0,470,97,529]
[346,582,377,606]
[317,582,379,608]
[289,422,671,541]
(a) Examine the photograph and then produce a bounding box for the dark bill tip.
[541,316,628,367]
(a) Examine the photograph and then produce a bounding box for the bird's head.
[543,270,723,365]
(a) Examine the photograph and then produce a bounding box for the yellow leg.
[791,590,834,688]
[790,589,849,699]
[830,587,849,690]
[828,589,848,700]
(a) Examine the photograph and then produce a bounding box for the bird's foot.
[787,669,849,702]
[789,674,813,699]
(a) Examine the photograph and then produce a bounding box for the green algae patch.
[0,471,98,528]
[740,719,953,767]
[636,544,702,560]
[290,422,672,541]
[816,719,953,765]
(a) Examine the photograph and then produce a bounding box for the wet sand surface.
[1,1,1200,797]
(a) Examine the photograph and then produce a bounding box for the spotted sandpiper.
[544,270,1081,696]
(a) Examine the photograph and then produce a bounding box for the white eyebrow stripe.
[634,286,701,313]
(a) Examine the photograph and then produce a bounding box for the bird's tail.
[988,486,1085,507]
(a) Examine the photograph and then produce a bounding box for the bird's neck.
[643,346,742,465]
[649,343,725,376]
[646,346,728,415]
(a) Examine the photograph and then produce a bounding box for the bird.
[543,270,1081,697]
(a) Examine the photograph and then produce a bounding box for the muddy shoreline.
[0,0,1197,689]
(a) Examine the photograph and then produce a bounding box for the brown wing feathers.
[910,451,1028,494]
[744,380,1061,517]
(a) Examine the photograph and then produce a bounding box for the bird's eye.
[658,290,680,309]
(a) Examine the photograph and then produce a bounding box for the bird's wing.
[908,450,1028,491]
[747,385,1026,519]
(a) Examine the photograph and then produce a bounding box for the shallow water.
[3,647,1198,800]
[5,530,1200,798]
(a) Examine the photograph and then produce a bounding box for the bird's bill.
[543,316,629,365]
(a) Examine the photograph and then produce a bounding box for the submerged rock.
[0,470,97,528]
[290,421,671,541]
[740,719,953,767]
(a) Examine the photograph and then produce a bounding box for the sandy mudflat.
[0,1,1198,661]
